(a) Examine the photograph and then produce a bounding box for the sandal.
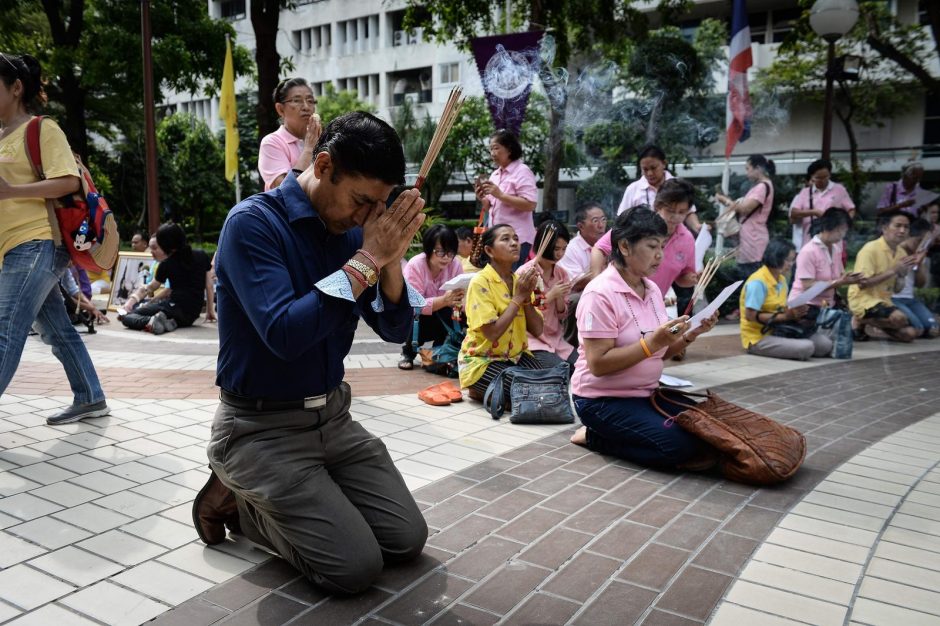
[398,356,414,370]
[418,384,451,406]
[429,381,463,403]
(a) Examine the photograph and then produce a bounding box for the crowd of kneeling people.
[401,176,938,471]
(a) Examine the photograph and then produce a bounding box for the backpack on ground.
[24,116,119,273]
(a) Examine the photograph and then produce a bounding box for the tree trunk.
[543,101,565,212]
[646,94,663,145]
[834,101,861,206]
[40,0,88,159]
[251,0,281,138]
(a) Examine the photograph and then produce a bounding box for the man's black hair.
[313,112,405,186]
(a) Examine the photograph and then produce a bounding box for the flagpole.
[235,169,241,204]
[715,158,730,255]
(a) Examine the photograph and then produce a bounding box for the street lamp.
[810,0,860,160]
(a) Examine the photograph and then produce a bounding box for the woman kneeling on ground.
[459,224,543,402]
[571,209,718,469]
[740,239,832,360]
[120,223,213,334]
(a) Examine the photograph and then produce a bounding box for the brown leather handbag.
[652,389,806,485]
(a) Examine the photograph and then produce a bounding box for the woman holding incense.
[590,180,699,296]
[716,155,775,279]
[570,209,718,469]
[258,78,321,190]
[740,239,833,361]
[399,225,465,370]
[617,144,701,232]
[459,224,543,402]
[517,219,575,368]
[475,130,538,269]
[790,208,862,314]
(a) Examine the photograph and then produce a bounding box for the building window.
[220,0,245,20]
[770,8,800,44]
[440,63,460,84]
[925,96,940,156]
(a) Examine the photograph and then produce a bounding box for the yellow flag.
[220,37,239,182]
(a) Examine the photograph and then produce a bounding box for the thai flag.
[725,0,753,158]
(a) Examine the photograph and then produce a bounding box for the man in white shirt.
[557,203,608,348]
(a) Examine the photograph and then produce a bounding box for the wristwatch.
[347,258,377,287]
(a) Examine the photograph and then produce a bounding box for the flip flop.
[398,356,414,370]
[429,381,463,403]
[418,385,451,406]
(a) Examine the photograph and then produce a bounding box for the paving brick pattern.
[149,352,940,625]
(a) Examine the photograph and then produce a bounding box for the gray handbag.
[483,362,575,424]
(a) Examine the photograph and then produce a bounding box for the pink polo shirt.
[789,235,844,307]
[403,254,464,316]
[738,181,774,264]
[516,260,573,360]
[486,159,538,245]
[593,224,696,295]
[572,265,668,399]
[789,182,855,249]
[556,233,593,279]
[259,125,303,191]
[616,171,697,216]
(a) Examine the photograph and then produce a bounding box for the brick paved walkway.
[1,325,939,625]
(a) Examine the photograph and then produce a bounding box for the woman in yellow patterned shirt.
[459,224,543,401]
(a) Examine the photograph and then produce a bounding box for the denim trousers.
[573,390,702,468]
[0,240,104,405]
[892,297,938,333]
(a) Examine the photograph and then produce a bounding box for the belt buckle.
[303,394,326,410]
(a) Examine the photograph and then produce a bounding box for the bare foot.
[570,426,587,446]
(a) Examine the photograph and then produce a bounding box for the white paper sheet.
[659,374,693,388]
[440,273,476,291]
[788,280,832,308]
[694,224,712,272]
[913,188,939,212]
[687,280,743,331]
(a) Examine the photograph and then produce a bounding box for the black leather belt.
[220,389,328,412]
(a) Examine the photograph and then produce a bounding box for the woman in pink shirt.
[571,210,718,469]
[716,154,775,278]
[589,179,699,296]
[790,208,863,312]
[617,145,701,232]
[516,220,574,368]
[789,159,856,249]
[400,225,465,370]
[257,78,322,191]
[474,130,538,269]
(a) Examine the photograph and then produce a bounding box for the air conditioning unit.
[407,27,423,45]
[393,30,405,47]
[404,93,419,105]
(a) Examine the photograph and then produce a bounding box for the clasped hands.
[360,188,426,269]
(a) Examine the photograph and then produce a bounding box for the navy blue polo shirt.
[215,172,414,400]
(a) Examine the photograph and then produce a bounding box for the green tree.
[316,83,376,125]
[250,0,290,139]
[755,1,928,202]
[862,0,939,98]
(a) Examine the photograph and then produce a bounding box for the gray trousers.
[207,382,427,594]
[747,332,833,361]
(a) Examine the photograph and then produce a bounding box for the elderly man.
[556,203,608,347]
[193,112,428,594]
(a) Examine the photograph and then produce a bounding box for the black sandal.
[398,356,414,370]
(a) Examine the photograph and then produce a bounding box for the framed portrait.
[107,251,157,311]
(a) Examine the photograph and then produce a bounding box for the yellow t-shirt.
[0,117,78,262]
[739,264,789,349]
[458,263,540,388]
[458,255,479,274]
[847,237,905,318]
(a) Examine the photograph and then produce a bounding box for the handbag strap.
[650,388,708,427]
[483,366,515,420]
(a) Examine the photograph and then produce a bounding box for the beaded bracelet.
[344,264,368,289]
[639,336,653,358]
[356,249,378,270]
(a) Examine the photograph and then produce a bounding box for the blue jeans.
[573,391,702,468]
[0,240,104,405]
[892,297,938,333]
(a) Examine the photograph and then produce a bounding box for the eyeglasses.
[284,97,317,108]
[589,217,608,225]
[432,249,455,259]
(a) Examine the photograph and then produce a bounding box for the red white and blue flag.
[725,0,753,158]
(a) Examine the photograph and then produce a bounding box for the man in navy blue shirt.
[193,113,428,594]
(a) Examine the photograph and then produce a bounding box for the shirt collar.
[275,124,302,145]
[604,265,653,298]
[279,171,318,223]
[500,159,522,176]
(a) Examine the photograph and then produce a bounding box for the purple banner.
[470,31,543,136]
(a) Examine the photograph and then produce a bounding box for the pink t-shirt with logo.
[789,182,855,249]
[485,159,538,245]
[593,224,696,295]
[789,236,844,307]
[572,265,668,399]
[259,125,303,191]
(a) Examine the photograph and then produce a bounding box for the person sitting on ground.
[570,209,718,469]
[892,218,938,338]
[788,159,856,250]
[790,208,863,315]
[517,219,574,368]
[920,200,940,289]
[455,226,479,274]
[129,230,149,253]
[399,224,465,370]
[557,202,608,291]
[459,224,543,402]
[60,264,108,326]
[848,209,920,342]
[120,235,168,314]
[740,239,833,360]
[120,223,214,334]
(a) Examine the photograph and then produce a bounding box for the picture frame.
[107,251,157,312]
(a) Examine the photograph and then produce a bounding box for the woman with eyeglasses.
[258,77,321,190]
[570,209,717,469]
[617,144,701,232]
[399,225,465,370]
[0,52,109,425]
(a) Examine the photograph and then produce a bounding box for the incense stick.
[683,248,737,316]
[414,86,465,190]
[533,223,556,261]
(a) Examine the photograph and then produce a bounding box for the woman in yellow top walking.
[0,52,108,425]
[459,224,543,401]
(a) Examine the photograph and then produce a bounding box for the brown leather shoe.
[192,468,239,545]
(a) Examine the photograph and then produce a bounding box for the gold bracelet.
[639,336,653,358]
